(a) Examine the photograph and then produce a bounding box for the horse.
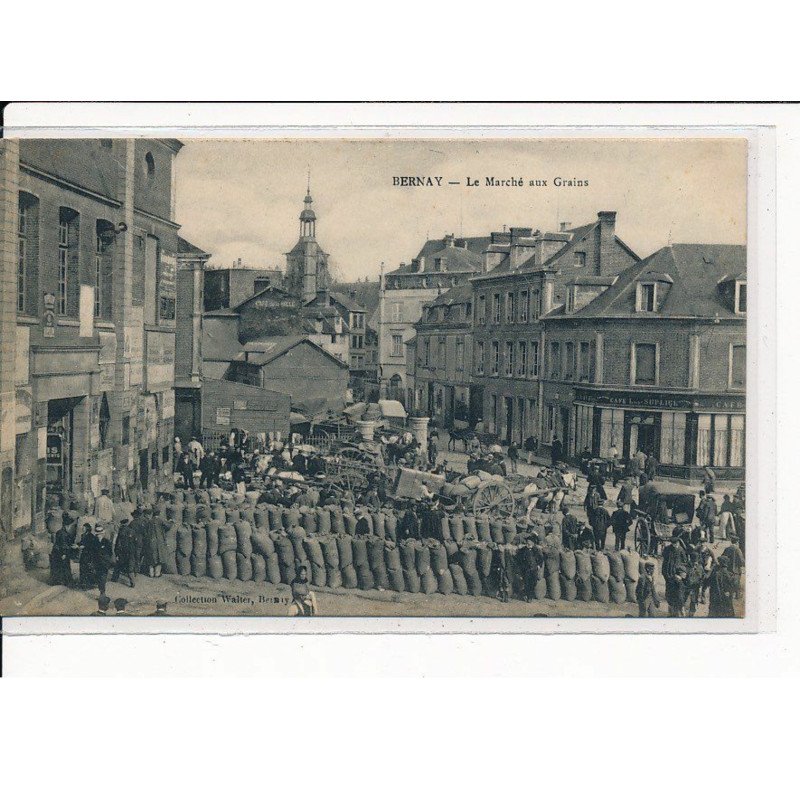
[447,426,474,451]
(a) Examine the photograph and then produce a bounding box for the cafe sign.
[573,388,745,412]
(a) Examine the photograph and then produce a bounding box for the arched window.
[145,151,155,178]
[95,220,115,319]
[99,394,111,449]
[17,192,39,314]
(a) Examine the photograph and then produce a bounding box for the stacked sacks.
[367,536,388,589]
[211,504,226,522]
[450,562,468,595]
[463,515,478,542]
[329,505,345,535]
[371,511,386,539]
[337,535,357,589]
[620,549,640,602]
[267,505,283,530]
[414,540,434,594]
[303,537,327,587]
[606,550,627,604]
[236,550,253,581]
[176,524,193,576]
[190,524,207,577]
[490,520,504,545]
[428,539,453,594]
[195,504,211,523]
[383,540,405,592]
[251,552,267,581]
[251,527,274,559]
[288,526,308,570]
[502,520,516,545]
[254,508,270,530]
[283,506,301,529]
[476,516,491,544]
[316,506,331,536]
[234,520,253,558]
[240,507,256,526]
[162,522,179,575]
[384,510,397,543]
[459,544,483,596]
[265,535,282,584]
[544,546,561,601]
[440,514,451,541]
[301,507,318,535]
[590,550,611,603]
[449,514,465,544]
[351,536,374,590]
[343,510,357,537]
[575,549,593,601]
[320,537,342,589]
[275,532,297,585]
[225,507,240,524]
[475,542,493,595]
[559,549,578,601]
[400,539,421,593]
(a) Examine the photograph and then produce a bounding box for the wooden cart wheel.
[472,482,515,519]
[338,446,376,464]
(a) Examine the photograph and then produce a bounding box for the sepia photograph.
[0,134,749,620]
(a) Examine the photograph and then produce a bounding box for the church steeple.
[299,171,316,238]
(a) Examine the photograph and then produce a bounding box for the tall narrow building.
[285,182,331,302]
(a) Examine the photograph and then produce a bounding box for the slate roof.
[177,236,211,257]
[426,282,473,307]
[558,243,746,319]
[235,336,348,369]
[387,244,482,275]
[330,281,381,315]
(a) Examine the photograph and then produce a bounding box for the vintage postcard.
[0,130,762,626]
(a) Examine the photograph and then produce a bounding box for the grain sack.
[624,577,637,603]
[218,524,237,555]
[620,550,640,582]
[191,524,208,559]
[421,569,438,594]
[336,535,354,569]
[241,507,256,526]
[249,553,266,582]
[429,541,448,574]
[245,490,261,506]
[534,576,548,600]
[301,508,318,535]
[211,505,226,522]
[460,546,478,575]
[344,512,357,537]
[450,514,465,543]
[303,538,325,570]
[371,512,386,539]
[177,525,193,558]
[311,563,327,587]
[288,528,307,562]
[195,504,211,522]
[450,564,468,595]
[590,574,610,603]
[560,550,577,580]
[251,529,275,558]
[387,568,405,592]
[476,545,493,581]
[182,505,197,525]
[342,564,358,589]
[188,552,205,578]
[207,555,223,579]
[162,548,178,575]
[544,548,561,578]
[415,543,432,575]
[462,475,481,490]
[606,550,625,582]
[438,568,454,595]
[167,504,183,522]
[330,506,345,535]
[209,486,223,502]
[164,523,178,554]
[559,574,578,601]
[476,516,491,543]
[591,551,611,582]
[463,516,478,541]
[275,534,296,568]
[316,507,331,535]
[225,508,241,524]
[234,520,253,557]
[356,564,375,590]
[546,571,562,600]
[351,537,369,569]
[254,508,270,530]
[320,537,340,570]
[502,520,516,545]
[359,509,374,536]
[465,568,483,596]
[608,576,627,604]
[367,538,388,580]
[267,505,283,530]
[490,520,505,545]
[282,507,301,529]
[441,515,451,541]
[236,552,253,581]
[576,575,593,602]
[399,540,418,572]
[266,553,281,584]
[444,540,459,561]
[326,567,343,589]
[177,554,191,576]
[383,542,402,572]
[575,550,593,580]
[403,568,421,593]
[205,521,220,557]
[384,512,397,542]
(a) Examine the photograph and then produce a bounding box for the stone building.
[203,261,284,312]
[377,233,487,406]
[409,283,479,427]
[285,184,331,303]
[470,213,639,448]
[0,137,184,536]
[541,243,746,479]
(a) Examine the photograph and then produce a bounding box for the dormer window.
[735,281,747,314]
[637,282,656,312]
[566,287,576,313]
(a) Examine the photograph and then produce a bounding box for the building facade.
[409,283,479,427]
[377,233,487,405]
[285,187,331,303]
[541,243,746,479]
[203,262,284,312]
[470,213,639,448]
[0,138,184,537]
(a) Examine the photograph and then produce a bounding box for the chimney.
[559,221,571,232]
[596,211,617,275]
[444,233,455,248]
[509,228,536,270]
[417,256,426,273]
[237,257,242,268]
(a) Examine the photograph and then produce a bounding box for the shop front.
[573,388,745,480]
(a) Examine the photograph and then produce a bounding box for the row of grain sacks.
[160,517,643,604]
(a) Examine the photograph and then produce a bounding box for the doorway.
[626,412,660,458]
[139,448,150,491]
[47,397,81,498]
[560,407,571,456]
[504,397,514,445]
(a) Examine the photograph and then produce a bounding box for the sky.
[175,138,747,282]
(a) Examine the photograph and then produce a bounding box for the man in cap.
[590,500,612,551]
[636,560,660,617]
[111,516,137,588]
[611,500,633,551]
[92,523,113,595]
[708,554,735,617]
[560,507,580,551]
[516,536,544,602]
[722,535,745,600]
[661,535,689,617]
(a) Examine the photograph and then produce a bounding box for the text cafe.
[572,388,745,479]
